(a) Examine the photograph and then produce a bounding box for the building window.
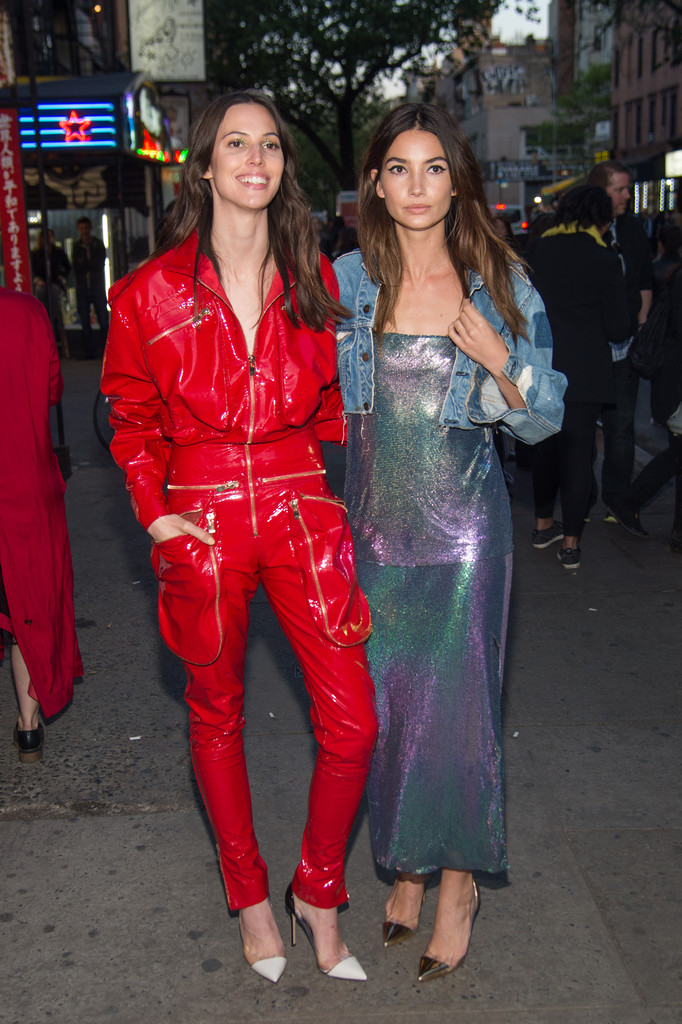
[661,91,668,130]
[614,47,620,87]
[671,88,678,138]
[651,29,658,72]
[625,102,632,146]
[635,100,642,145]
[637,35,643,78]
[649,96,656,141]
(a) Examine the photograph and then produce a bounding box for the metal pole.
[551,38,557,186]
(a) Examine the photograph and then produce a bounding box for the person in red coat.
[0,287,82,762]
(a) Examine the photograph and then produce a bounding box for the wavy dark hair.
[357,103,527,341]
[154,91,346,330]
[554,185,613,230]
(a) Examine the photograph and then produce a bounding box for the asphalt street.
[1,357,680,1024]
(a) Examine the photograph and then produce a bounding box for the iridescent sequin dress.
[345,332,511,873]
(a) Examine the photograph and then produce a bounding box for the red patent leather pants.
[167,431,377,911]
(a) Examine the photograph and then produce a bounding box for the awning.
[541,175,584,196]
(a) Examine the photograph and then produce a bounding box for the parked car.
[489,203,529,235]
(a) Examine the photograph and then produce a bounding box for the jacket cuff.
[130,487,169,532]
[501,353,522,385]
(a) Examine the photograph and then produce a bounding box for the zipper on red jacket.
[197,275,289,540]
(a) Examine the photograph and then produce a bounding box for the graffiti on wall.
[480,64,526,95]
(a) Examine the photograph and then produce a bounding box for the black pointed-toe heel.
[13,724,44,764]
[418,880,480,982]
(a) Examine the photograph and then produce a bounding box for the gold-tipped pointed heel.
[383,878,426,947]
[418,879,480,982]
[383,920,416,947]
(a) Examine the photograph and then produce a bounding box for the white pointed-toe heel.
[285,884,367,981]
[249,956,287,983]
[324,955,367,981]
[238,913,287,984]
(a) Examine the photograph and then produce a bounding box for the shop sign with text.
[0,109,31,291]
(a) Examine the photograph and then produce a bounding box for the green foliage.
[526,64,611,175]
[205,0,537,188]
[291,94,394,210]
[556,62,611,126]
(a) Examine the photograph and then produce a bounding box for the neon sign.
[124,83,174,164]
[19,102,117,149]
[58,110,92,143]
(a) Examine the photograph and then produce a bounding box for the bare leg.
[423,868,477,968]
[385,871,427,929]
[291,893,350,972]
[11,645,40,731]
[238,898,285,965]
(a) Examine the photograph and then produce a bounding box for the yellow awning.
[541,175,584,196]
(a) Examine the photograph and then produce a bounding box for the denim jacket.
[334,250,566,444]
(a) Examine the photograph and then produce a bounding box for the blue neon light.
[18,103,119,150]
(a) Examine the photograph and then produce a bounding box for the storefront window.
[27,209,113,332]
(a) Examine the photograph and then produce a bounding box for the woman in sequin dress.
[335,105,566,982]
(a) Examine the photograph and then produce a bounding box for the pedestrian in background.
[527,185,630,569]
[586,160,653,514]
[72,216,109,359]
[31,227,71,354]
[609,232,682,551]
[335,104,566,982]
[0,287,82,763]
[101,91,376,985]
[653,224,682,283]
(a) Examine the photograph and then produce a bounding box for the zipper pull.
[206,511,216,535]
[248,355,255,376]
[291,499,300,519]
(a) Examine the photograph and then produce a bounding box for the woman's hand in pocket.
[147,514,215,546]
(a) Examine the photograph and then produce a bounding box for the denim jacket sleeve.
[334,251,566,445]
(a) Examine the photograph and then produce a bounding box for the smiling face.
[373,129,455,234]
[202,102,284,214]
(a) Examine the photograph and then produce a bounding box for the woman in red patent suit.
[101,92,377,984]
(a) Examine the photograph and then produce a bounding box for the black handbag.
[630,264,682,379]
[629,287,670,379]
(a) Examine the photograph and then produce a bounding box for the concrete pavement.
[1,358,680,1024]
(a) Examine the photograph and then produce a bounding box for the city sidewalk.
[1,359,680,1024]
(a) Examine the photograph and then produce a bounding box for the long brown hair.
[358,104,527,341]
[154,91,346,330]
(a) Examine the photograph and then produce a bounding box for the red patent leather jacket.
[101,233,344,529]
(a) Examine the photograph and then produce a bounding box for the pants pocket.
[288,493,372,647]
[150,532,224,665]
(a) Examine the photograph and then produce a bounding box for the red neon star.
[59,110,92,143]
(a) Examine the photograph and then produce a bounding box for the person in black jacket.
[608,255,682,553]
[586,161,654,513]
[72,216,109,359]
[31,228,71,353]
[527,186,630,569]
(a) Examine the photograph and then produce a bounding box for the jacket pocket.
[150,532,224,665]
[288,493,372,647]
